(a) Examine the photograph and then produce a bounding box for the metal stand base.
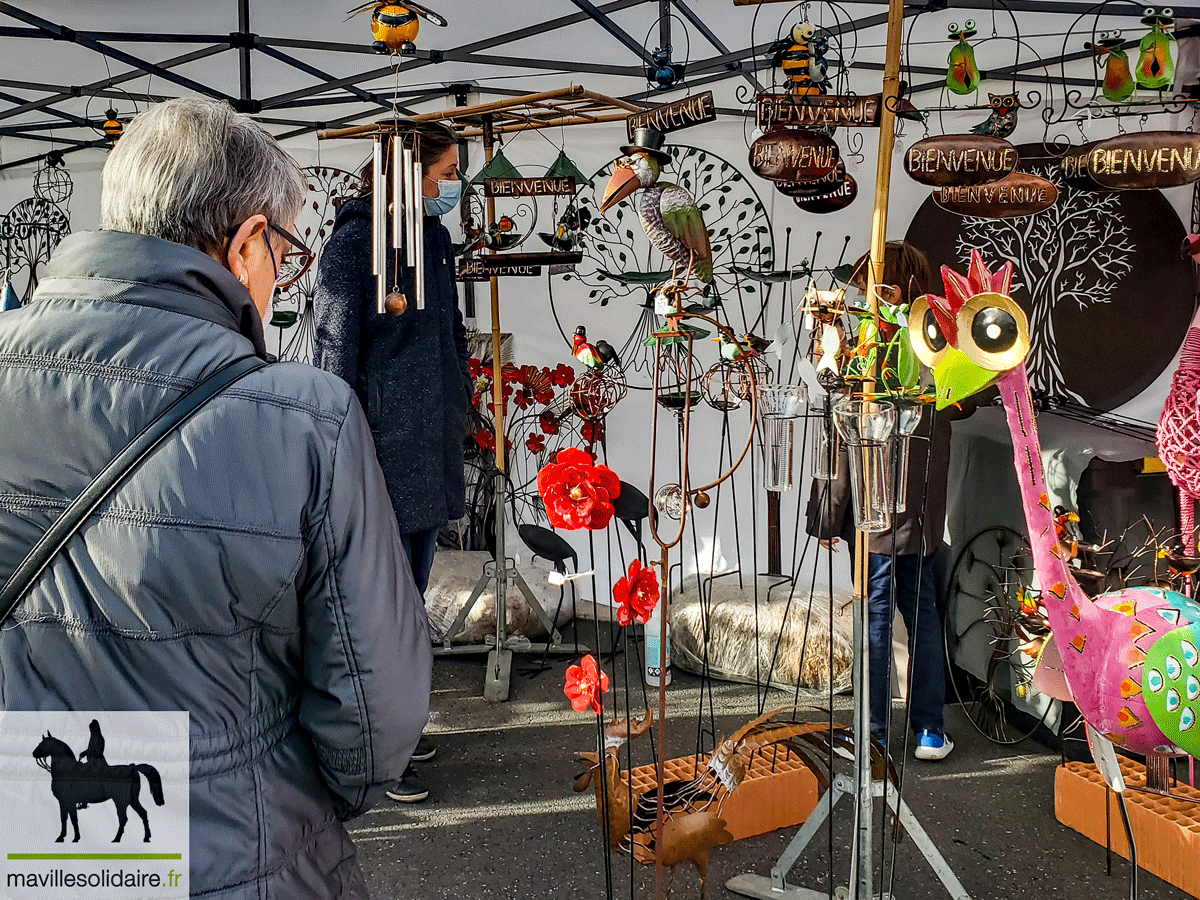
[435,556,583,702]
[726,774,971,900]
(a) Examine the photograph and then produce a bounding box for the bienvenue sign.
[625,92,716,139]
[749,129,840,182]
[1085,131,1200,190]
[904,135,1018,187]
[483,177,576,197]
[933,172,1059,218]
[756,93,882,131]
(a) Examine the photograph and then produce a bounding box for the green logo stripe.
[7,853,182,860]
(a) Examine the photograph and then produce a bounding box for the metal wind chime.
[371,128,425,317]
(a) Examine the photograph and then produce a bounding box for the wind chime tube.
[372,135,387,315]
[413,153,425,310]
[402,144,416,264]
[393,136,405,252]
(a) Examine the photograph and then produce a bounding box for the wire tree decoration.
[2,197,70,304]
[271,166,359,364]
[558,145,775,388]
[954,163,1134,402]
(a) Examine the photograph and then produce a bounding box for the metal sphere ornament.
[568,366,627,421]
[32,154,72,207]
[702,356,769,411]
[692,490,711,509]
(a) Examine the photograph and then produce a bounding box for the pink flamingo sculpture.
[911,251,1200,765]
[1157,306,1200,561]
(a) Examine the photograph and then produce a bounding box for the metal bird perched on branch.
[599,128,713,286]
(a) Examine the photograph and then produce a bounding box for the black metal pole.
[238,0,251,106]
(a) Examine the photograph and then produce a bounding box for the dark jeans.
[401,527,441,595]
[867,552,945,737]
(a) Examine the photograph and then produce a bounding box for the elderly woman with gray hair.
[0,98,431,898]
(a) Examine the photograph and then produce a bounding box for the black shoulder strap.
[0,355,268,626]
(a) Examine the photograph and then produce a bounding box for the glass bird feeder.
[756,383,808,492]
[889,402,924,515]
[832,398,896,533]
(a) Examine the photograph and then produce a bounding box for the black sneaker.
[386,767,429,803]
[411,735,436,762]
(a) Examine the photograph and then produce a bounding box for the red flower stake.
[536,447,620,531]
[564,654,610,715]
[613,559,660,626]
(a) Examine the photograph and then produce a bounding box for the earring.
[238,272,249,287]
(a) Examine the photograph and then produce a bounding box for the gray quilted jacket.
[0,230,432,898]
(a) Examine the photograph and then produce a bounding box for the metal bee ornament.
[771,22,828,96]
[946,20,980,96]
[347,1,448,54]
[1137,7,1175,91]
[970,91,1019,138]
[1088,31,1135,102]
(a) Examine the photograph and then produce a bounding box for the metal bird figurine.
[539,205,592,251]
[916,251,1200,765]
[970,91,1020,139]
[573,326,619,371]
[1089,30,1136,102]
[1137,7,1176,92]
[713,332,769,362]
[946,20,981,96]
[599,129,713,285]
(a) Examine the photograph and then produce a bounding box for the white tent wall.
[0,0,1194,607]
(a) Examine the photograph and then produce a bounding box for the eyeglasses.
[267,222,316,291]
[223,221,316,292]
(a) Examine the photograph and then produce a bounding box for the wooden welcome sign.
[626,92,716,140]
[749,129,839,182]
[1084,131,1200,190]
[484,177,575,197]
[756,93,882,131]
[904,134,1018,187]
[933,172,1058,218]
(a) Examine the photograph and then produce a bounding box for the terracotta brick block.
[629,745,821,843]
[1055,757,1200,897]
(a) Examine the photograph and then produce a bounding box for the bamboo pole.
[851,0,905,894]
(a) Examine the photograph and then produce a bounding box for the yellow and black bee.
[347,2,448,54]
[771,22,829,96]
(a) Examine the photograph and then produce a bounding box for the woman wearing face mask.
[314,119,470,804]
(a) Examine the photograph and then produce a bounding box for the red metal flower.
[540,412,561,435]
[552,363,575,387]
[564,653,609,714]
[526,433,546,454]
[536,447,620,531]
[613,559,660,626]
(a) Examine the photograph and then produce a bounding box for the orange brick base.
[629,746,821,843]
[1055,757,1200,898]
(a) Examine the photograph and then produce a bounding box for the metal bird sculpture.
[539,205,592,251]
[915,251,1200,767]
[599,130,714,285]
[970,91,1020,139]
[1089,30,1136,102]
[713,332,770,362]
[573,326,619,371]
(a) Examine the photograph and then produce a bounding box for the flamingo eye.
[908,294,950,368]
[956,292,1030,372]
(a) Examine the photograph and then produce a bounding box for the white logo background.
[0,711,188,899]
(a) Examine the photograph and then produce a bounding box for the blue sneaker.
[914,729,953,761]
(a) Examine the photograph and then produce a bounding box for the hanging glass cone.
[810,410,840,481]
[756,384,808,492]
[890,402,924,514]
[833,398,896,533]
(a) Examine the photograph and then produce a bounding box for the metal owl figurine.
[970,91,1020,138]
[946,20,981,96]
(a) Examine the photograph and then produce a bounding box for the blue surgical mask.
[424,178,462,217]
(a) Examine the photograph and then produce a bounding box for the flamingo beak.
[931,347,1000,410]
[600,166,640,214]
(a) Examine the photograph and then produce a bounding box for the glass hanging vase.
[833,398,896,533]
[756,383,808,492]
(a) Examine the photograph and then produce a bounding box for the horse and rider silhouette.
[32,720,165,843]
